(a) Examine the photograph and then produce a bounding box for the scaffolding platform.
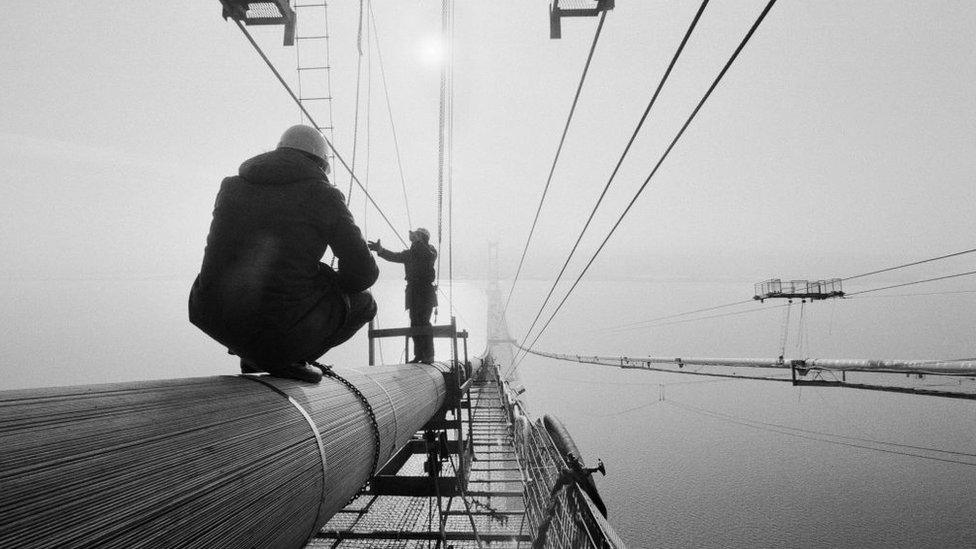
[754,278,844,302]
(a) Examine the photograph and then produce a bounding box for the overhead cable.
[513,0,776,370]
[846,269,976,297]
[597,297,753,333]
[842,247,976,282]
[595,247,976,336]
[369,4,413,229]
[232,19,407,247]
[511,0,711,367]
[502,9,610,317]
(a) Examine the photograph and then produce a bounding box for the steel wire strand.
[369,4,413,229]
[510,0,711,369]
[512,0,777,374]
[502,10,609,317]
[232,19,407,247]
[665,399,976,467]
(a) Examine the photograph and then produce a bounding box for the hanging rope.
[231,19,407,247]
[795,299,807,357]
[778,300,792,359]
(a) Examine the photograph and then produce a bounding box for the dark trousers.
[303,290,378,361]
[409,300,435,362]
[236,289,376,367]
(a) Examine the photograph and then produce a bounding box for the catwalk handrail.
[0,363,448,548]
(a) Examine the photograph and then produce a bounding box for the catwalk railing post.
[368,320,376,365]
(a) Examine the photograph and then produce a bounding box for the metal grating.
[220,0,296,45]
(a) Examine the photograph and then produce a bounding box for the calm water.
[3,277,975,548]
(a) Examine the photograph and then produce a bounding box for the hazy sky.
[1,1,974,382]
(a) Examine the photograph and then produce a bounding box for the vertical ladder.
[293,1,336,168]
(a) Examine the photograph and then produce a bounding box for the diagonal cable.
[502,10,609,317]
[510,0,711,366]
[511,0,777,374]
[842,247,976,282]
[232,19,407,247]
[369,4,413,229]
[846,270,976,296]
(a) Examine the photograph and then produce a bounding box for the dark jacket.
[377,241,437,309]
[188,148,378,351]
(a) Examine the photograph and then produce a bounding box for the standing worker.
[368,229,437,363]
[188,125,378,383]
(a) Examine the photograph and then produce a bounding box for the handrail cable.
[502,10,610,317]
[510,0,710,367]
[369,3,413,229]
[231,19,407,247]
[510,0,777,374]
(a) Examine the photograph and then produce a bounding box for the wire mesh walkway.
[313,373,529,548]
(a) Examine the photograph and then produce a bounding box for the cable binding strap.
[312,362,382,500]
[236,375,330,544]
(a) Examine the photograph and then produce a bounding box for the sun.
[418,35,445,68]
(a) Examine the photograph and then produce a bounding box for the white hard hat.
[278,125,329,164]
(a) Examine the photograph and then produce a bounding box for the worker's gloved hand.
[367,239,381,252]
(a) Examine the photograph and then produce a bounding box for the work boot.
[240,358,264,374]
[265,362,323,384]
[309,362,334,376]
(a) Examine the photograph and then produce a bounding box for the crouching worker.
[367,228,437,363]
[188,125,378,383]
